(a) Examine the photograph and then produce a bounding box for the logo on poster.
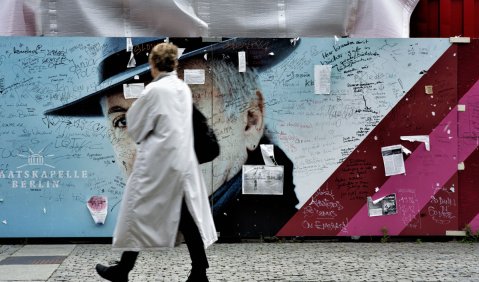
[0,146,88,189]
[18,147,55,169]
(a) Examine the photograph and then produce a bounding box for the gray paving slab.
[0,264,59,281]
[0,242,478,281]
[12,245,75,257]
[0,245,22,261]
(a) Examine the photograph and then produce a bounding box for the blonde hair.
[149,43,178,72]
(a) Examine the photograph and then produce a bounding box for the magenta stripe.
[337,80,479,236]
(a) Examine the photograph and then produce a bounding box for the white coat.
[112,71,217,251]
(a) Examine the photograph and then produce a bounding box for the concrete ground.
[0,241,478,281]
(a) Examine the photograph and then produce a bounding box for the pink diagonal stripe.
[337,79,479,236]
[468,214,479,233]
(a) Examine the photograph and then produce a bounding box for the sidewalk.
[0,242,478,281]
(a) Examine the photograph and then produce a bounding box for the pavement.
[0,240,478,281]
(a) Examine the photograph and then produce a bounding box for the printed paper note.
[123,83,145,99]
[184,69,205,84]
[382,145,406,176]
[314,65,332,94]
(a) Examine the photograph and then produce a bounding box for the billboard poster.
[2,37,463,238]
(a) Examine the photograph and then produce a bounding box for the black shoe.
[186,268,209,282]
[95,263,129,282]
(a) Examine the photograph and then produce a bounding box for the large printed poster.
[0,37,457,238]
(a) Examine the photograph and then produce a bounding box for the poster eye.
[113,115,127,128]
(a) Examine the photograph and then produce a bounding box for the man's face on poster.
[103,58,265,194]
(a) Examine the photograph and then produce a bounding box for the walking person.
[95,42,217,282]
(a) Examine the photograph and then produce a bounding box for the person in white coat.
[95,42,217,282]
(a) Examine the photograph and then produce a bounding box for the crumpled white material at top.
[8,0,419,38]
[0,0,37,35]
[348,0,419,38]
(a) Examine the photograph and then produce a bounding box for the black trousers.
[120,199,209,270]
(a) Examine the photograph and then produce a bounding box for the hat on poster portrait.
[44,37,300,117]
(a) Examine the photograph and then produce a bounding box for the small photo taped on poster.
[367,193,397,217]
[242,165,284,195]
